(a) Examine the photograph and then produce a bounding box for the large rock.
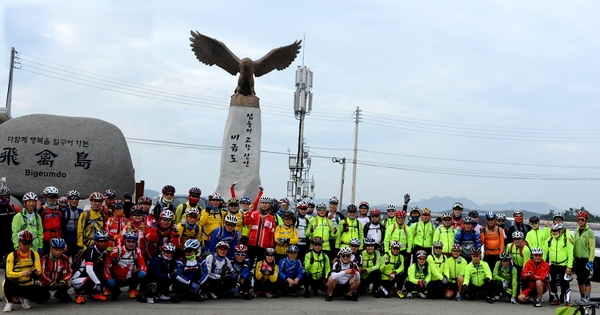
[215,94,262,200]
[0,114,135,199]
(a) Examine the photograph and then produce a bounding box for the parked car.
[593,233,600,281]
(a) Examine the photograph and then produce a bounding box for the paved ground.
[1,272,597,315]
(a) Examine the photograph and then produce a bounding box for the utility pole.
[332,157,346,212]
[350,106,360,204]
[1,47,16,124]
[288,66,315,202]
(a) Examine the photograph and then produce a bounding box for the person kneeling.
[303,237,330,298]
[278,245,303,297]
[463,247,494,303]
[517,247,549,307]
[325,246,360,301]
[200,241,236,299]
[104,231,147,301]
[254,248,279,298]
[40,238,72,303]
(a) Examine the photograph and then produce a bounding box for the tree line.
[539,207,599,222]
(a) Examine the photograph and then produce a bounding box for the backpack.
[2,250,35,270]
[71,249,86,273]
[508,242,531,258]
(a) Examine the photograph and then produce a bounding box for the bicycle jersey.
[11,211,44,251]
[426,254,446,281]
[406,262,431,285]
[444,255,467,282]
[278,257,303,280]
[363,222,385,245]
[546,233,573,268]
[77,209,104,249]
[304,250,331,280]
[336,218,364,249]
[479,225,505,255]
[384,222,413,252]
[361,249,381,279]
[492,261,517,297]
[411,220,435,248]
[200,207,227,241]
[433,225,457,254]
[39,253,72,285]
[463,261,492,287]
[573,225,595,261]
[380,251,404,280]
[274,224,298,255]
[507,242,531,268]
[104,245,146,281]
[306,216,334,251]
[40,205,63,242]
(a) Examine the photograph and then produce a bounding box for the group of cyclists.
[0,183,594,311]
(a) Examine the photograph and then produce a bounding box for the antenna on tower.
[301,33,306,68]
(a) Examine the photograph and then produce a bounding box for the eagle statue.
[190,31,302,96]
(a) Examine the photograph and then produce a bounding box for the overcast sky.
[2,1,599,212]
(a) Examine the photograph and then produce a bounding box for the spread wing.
[189,31,241,76]
[253,40,302,77]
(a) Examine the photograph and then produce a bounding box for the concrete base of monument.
[215,94,262,200]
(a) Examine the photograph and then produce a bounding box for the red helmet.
[137,196,152,204]
[395,210,406,218]
[370,209,381,216]
[18,230,34,244]
[577,211,589,220]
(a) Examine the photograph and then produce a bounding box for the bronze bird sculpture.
[190,31,302,96]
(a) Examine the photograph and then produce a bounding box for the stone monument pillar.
[215,94,261,200]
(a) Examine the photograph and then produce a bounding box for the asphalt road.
[1,272,597,315]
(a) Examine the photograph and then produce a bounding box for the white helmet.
[338,246,352,254]
[224,214,238,225]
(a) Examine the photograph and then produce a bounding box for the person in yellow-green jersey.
[547,222,574,306]
[463,247,493,304]
[573,211,595,303]
[444,244,468,301]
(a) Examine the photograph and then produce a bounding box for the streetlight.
[332,157,346,211]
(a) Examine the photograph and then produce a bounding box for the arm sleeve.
[589,231,596,262]
[175,261,190,285]
[269,265,279,283]
[255,261,264,280]
[511,267,518,297]
[406,264,417,284]
[278,260,286,280]
[11,215,21,250]
[290,228,299,245]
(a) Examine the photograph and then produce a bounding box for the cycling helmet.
[43,186,59,196]
[112,200,124,209]
[265,248,276,256]
[307,201,315,207]
[279,198,290,205]
[94,230,110,241]
[188,187,201,195]
[49,238,66,248]
[296,201,308,209]
[185,207,200,217]
[228,198,239,205]
[159,210,175,220]
[386,204,396,211]
[421,207,431,215]
[123,231,138,241]
[312,237,324,245]
[552,223,564,231]
[395,210,407,218]
[162,185,176,194]
[416,250,427,258]
[500,252,512,260]
[162,243,176,252]
[452,244,462,252]
[259,195,271,203]
[463,216,474,224]
[58,196,69,208]
[67,190,80,199]
[103,189,117,198]
[349,238,361,247]
[370,209,381,216]
[513,209,524,216]
[240,197,251,204]
[224,214,238,225]
[234,244,248,254]
[470,247,482,255]
[287,245,299,253]
[208,192,221,200]
[137,196,152,204]
[0,187,9,195]
[363,237,376,246]
[410,206,421,214]
[441,212,452,219]
[131,205,144,216]
[512,231,524,239]
[359,201,369,209]
[577,211,589,220]
[346,204,358,212]
[496,213,506,220]
[390,240,402,249]
[22,192,38,202]
[216,241,230,249]
[282,210,295,219]
[531,247,543,255]
[485,211,496,220]
[433,241,443,248]
[452,202,464,210]
[338,246,352,255]
[316,203,327,210]
[184,239,201,251]
[18,230,34,244]
[329,196,339,203]
[468,210,479,218]
[553,212,564,220]
[89,192,104,201]
[529,216,540,224]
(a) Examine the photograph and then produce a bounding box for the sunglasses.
[371,215,379,218]
[578,218,587,222]
[189,194,200,198]
[417,257,426,260]
[340,254,351,258]
[443,218,452,221]
[471,255,481,258]
[350,245,359,248]
[317,209,327,211]
[163,251,175,255]
[225,223,236,227]
[497,220,505,222]
[235,252,246,257]
[240,202,251,205]
[217,247,228,250]
[125,239,137,243]
[330,202,339,205]
[313,243,323,246]
[347,211,357,213]
[184,248,195,253]
[163,193,174,196]
[434,247,442,250]
[68,197,79,200]
[161,218,172,221]
[452,250,461,253]
[391,247,400,250]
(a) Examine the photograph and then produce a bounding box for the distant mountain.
[308,195,562,215]
[144,189,160,198]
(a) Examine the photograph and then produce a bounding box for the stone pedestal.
[215,94,262,200]
[0,114,135,198]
